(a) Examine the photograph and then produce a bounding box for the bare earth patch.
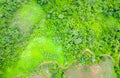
[66,56,115,78]
[30,75,44,78]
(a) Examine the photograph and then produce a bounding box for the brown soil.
[30,75,44,78]
[66,56,115,78]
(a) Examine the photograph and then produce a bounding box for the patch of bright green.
[5,37,64,77]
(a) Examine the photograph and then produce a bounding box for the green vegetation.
[0,0,120,78]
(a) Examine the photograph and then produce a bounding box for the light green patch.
[90,22,102,38]
[5,37,64,77]
[11,2,45,33]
